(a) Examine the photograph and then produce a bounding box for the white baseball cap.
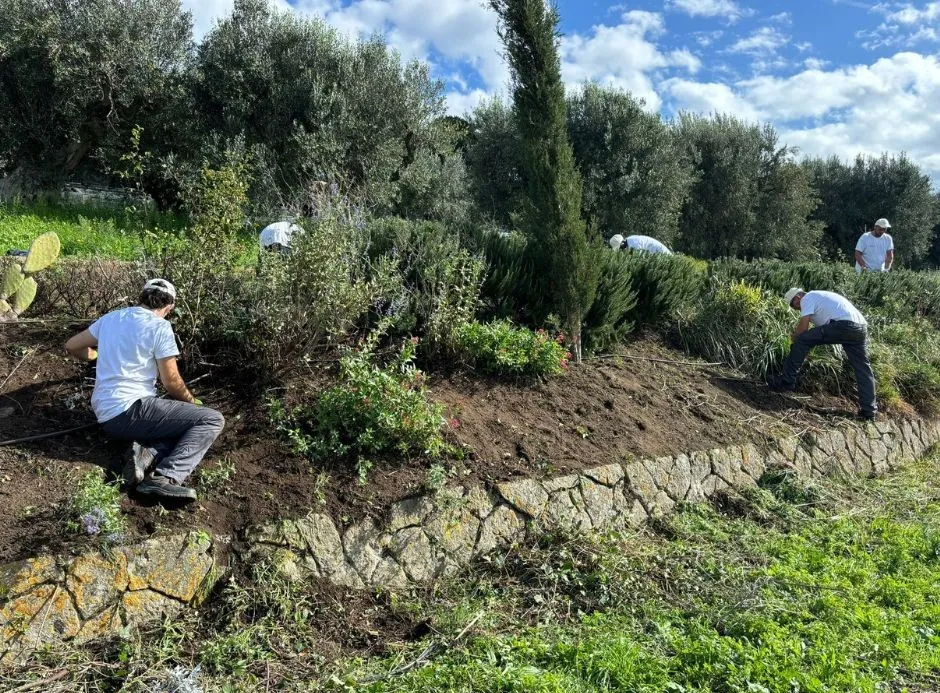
[609,234,625,250]
[143,278,177,300]
[783,288,804,306]
[874,218,891,229]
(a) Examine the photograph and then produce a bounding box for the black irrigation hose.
[0,423,97,447]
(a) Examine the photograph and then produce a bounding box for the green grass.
[0,201,184,260]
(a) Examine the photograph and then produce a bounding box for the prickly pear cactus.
[12,276,37,315]
[23,232,61,273]
[1,264,24,300]
[1,231,61,321]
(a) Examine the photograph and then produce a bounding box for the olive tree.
[674,114,821,260]
[804,153,937,268]
[0,0,192,190]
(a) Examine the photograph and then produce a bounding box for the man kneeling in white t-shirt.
[65,279,224,502]
[770,288,877,421]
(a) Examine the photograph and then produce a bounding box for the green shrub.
[273,337,448,474]
[452,320,570,376]
[582,250,638,353]
[711,257,940,329]
[364,217,485,350]
[219,199,381,376]
[675,279,792,379]
[473,226,536,321]
[67,472,125,542]
[870,318,940,414]
[855,269,940,327]
[625,252,707,325]
[710,257,856,296]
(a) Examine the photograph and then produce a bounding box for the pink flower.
[449,418,461,429]
[410,336,420,345]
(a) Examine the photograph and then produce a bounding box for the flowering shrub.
[453,320,571,376]
[67,472,125,543]
[272,338,448,474]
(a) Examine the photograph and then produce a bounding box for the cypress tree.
[489,0,598,361]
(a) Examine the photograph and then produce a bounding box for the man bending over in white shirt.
[65,279,224,501]
[770,288,877,421]
[608,234,673,255]
[855,218,894,273]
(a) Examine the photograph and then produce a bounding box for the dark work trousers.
[101,397,225,483]
[779,320,877,416]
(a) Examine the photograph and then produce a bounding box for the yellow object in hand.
[193,398,203,406]
[88,349,98,361]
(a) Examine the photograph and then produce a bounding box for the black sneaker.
[856,411,877,422]
[136,475,198,501]
[122,443,154,488]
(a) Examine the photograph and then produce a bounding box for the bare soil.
[0,322,866,563]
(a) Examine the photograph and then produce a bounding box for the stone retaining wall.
[247,418,938,590]
[0,534,213,662]
[1,417,937,660]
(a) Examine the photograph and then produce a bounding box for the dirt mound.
[0,322,860,563]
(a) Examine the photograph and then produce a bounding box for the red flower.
[449,418,461,429]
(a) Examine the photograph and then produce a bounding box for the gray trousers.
[102,397,225,483]
[780,320,877,416]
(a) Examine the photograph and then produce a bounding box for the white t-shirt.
[88,307,179,423]
[800,291,867,327]
[855,232,893,272]
[259,221,301,249]
[626,235,672,255]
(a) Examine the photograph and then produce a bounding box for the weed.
[66,471,125,542]
[313,472,330,506]
[197,458,236,494]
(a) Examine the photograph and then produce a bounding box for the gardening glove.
[88,349,98,361]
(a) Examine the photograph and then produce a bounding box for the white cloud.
[727,27,789,55]
[663,79,762,120]
[559,11,701,111]
[668,52,940,180]
[185,0,233,38]
[444,88,494,117]
[769,11,792,24]
[693,30,724,47]
[666,0,751,22]
[884,2,940,24]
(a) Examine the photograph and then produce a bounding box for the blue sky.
[185,0,940,182]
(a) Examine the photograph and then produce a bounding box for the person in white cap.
[259,220,302,255]
[854,218,894,273]
[771,288,876,421]
[608,234,673,255]
[64,279,224,502]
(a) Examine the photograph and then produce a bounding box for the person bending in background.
[771,288,877,422]
[855,218,894,273]
[65,279,224,502]
[608,234,673,255]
